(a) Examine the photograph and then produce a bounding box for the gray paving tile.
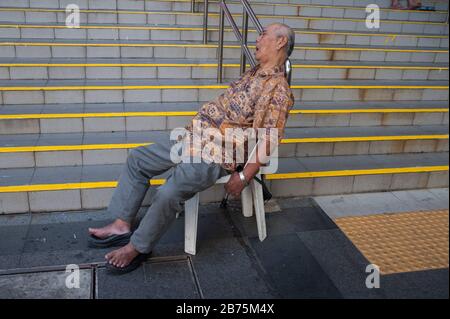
[228,204,337,238]
[0,134,40,147]
[81,164,122,182]
[313,191,418,218]
[428,188,450,208]
[297,229,382,299]
[277,196,317,210]
[143,260,199,298]
[36,134,83,146]
[0,254,21,270]
[83,132,127,144]
[285,125,448,139]
[30,209,112,225]
[0,212,32,227]
[379,268,449,299]
[299,154,379,171]
[273,157,306,174]
[192,236,276,299]
[23,218,108,255]
[0,224,29,256]
[370,152,449,168]
[31,166,82,184]
[97,259,199,299]
[41,105,85,114]
[0,269,92,299]
[0,168,34,186]
[390,189,449,211]
[155,206,234,247]
[249,233,342,298]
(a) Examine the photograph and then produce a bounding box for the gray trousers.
[107,135,229,254]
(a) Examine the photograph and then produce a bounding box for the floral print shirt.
[182,64,295,172]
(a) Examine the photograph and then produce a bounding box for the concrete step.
[1,58,448,81]
[0,152,448,214]
[1,101,448,134]
[2,39,447,63]
[0,7,447,35]
[1,23,447,48]
[2,0,448,19]
[0,125,448,169]
[192,0,450,16]
[0,79,447,105]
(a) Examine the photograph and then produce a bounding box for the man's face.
[255,25,279,63]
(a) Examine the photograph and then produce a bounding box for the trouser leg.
[107,137,178,224]
[130,161,229,254]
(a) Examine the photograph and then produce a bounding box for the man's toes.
[110,257,118,266]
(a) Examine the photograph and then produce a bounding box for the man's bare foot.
[88,219,131,239]
[105,243,140,268]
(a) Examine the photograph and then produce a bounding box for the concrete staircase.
[0,0,448,214]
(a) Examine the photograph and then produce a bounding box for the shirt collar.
[253,64,285,78]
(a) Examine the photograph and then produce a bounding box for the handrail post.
[240,8,249,75]
[203,0,209,44]
[217,4,225,83]
[191,0,195,13]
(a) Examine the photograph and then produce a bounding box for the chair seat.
[216,175,231,184]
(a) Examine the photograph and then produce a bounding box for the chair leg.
[184,192,200,255]
[241,185,253,217]
[251,174,267,242]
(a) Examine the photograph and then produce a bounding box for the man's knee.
[153,185,187,211]
[127,147,146,167]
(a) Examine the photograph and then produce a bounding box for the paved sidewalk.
[0,194,448,299]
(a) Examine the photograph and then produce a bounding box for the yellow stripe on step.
[0,166,447,193]
[1,62,447,71]
[282,135,449,143]
[0,143,152,153]
[0,135,447,153]
[0,42,446,54]
[290,108,449,114]
[0,85,448,91]
[266,165,449,180]
[0,24,447,38]
[0,108,447,120]
[0,179,164,192]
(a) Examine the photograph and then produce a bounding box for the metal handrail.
[211,0,292,84]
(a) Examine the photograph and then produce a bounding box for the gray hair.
[272,23,295,57]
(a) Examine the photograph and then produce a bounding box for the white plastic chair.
[183,144,267,255]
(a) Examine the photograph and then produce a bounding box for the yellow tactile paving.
[335,209,449,275]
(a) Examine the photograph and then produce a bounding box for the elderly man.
[88,23,295,274]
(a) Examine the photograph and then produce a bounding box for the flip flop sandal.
[105,253,151,275]
[88,232,133,248]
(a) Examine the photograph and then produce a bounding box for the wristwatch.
[239,171,249,187]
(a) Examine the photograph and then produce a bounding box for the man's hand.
[224,172,248,198]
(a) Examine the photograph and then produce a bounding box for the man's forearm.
[242,162,262,183]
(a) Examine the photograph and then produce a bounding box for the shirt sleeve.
[253,80,294,158]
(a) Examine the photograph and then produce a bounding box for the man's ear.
[277,36,288,51]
